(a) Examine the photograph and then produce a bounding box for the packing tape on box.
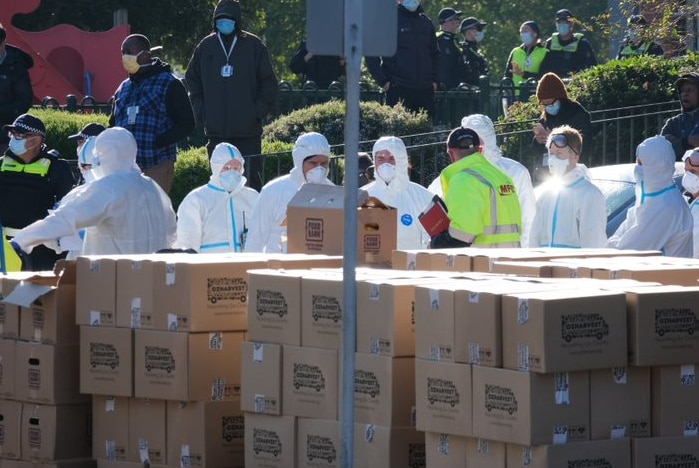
[552,425,568,444]
[518,343,529,371]
[181,444,191,467]
[165,263,176,286]
[106,439,117,460]
[517,298,529,324]
[253,342,264,362]
[429,289,440,310]
[90,310,101,326]
[469,343,481,365]
[469,291,480,303]
[131,297,141,329]
[438,434,449,455]
[610,425,627,439]
[612,367,628,384]
[369,283,380,301]
[209,332,223,350]
[105,397,116,412]
[554,372,570,405]
[680,364,696,386]
[138,437,150,463]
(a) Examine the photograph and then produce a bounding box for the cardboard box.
[134,330,244,401]
[501,289,627,373]
[415,250,471,272]
[354,353,414,427]
[92,396,129,462]
[167,399,244,468]
[472,366,590,446]
[282,345,338,420]
[590,366,651,439]
[424,434,506,468]
[20,403,92,462]
[80,326,133,397]
[585,263,699,286]
[115,257,155,329]
[264,253,342,270]
[0,399,23,459]
[625,286,699,366]
[246,269,303,346]
[0,338,16,398]
[632,436,699,468]
[0,272,36,339]
[413,282,461,363]
[353,424,425,468]
[652,364,699,437]
[300,274,344,350]
[415,359,472,436]
[14,341,87,405]
[391,250,420,271]
[96,461,164,468]
[152,256,267,332]
[465,438,507,468]
[506,438,631,468]
[127,398,166,465]
[297,418,339,467]
[244,413,295,468]
[241,341,282,415]
[76,256,117,327]
[287,184,397,267]
[6,460,97,468]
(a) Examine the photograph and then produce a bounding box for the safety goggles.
[548,134,579,154]
[683,149,699,167]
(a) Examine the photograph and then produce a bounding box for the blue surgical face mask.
[521,32,534,46]
[216,18,236,35]
[557,23,571,36]
[219,169,243,192]
[401,0,420,12]
[9,136,28,156]
[475,31,485,42]
[545,100,561,116]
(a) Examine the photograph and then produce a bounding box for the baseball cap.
[447,127,479,149]
[555,9,574,21]
[460,17,487,32]
[67,123,106,141]
[438,8,462,24]
[4,114,46,137]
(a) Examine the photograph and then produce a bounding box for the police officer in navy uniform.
[459,17,490,87]
[616,15,664,60]
[541,9,597,77]
[0,114,75,270]
[436,7,463,90]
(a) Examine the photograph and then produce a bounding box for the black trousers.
[386,84,435,120]
[206,136,264,191]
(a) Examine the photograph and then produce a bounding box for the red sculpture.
[1,0,130,103]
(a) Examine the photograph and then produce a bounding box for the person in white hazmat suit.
[607,136,693,257]
[174,143,259,252]
[681,149,699,258]
[245,132,334,253]
[11,127,177,256]
[364,136,433,250]
[528,125,607,248]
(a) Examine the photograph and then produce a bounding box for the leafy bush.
[170,147,210,211]
[27,109,110,160]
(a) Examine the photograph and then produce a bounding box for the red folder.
[418,195,450,237]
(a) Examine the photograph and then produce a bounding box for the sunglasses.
[548,134,578,154]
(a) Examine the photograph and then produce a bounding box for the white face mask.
[219,169,243,192]
[377,163,397,183]
[9,136,28,155]
[305,166,328,184]
[682,172,699,194]
[548,155,569,177]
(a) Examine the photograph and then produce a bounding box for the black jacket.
[289,39,344,89]
[531,98,594,158]
[460,40,489,86]
[541,33,597,77]
[0,44,34,133]
[436,30,463,90]
[365,5,438,90]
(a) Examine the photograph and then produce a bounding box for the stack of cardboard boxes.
[0,264,93,468]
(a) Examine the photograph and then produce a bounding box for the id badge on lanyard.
[218,34,237,79]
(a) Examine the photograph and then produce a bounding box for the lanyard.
[217,33,238,65]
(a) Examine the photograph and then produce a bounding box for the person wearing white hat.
[245,132,334,253]
[12,127,176,256]
[608,136,693,257]
[174,143,258,253]
[363,136,433,250]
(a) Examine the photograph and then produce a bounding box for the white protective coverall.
[174,143,259,253]
[690,197,699,258]
[528,163,607,248]
[607,136,693,257]
[13,127,177,255]
[364,136,433,250]
[461,114,536,246]
[245,132,334,253]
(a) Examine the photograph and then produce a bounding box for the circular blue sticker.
[401,214,413,226]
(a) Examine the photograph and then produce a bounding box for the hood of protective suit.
[78,137,96,166]
[289,132,332,185]
[91,127,141,180]
[462,114,502,164]
[213,0,241,24]
[372,136,410,193]
[210,142,247,189]
[636,135,676,193]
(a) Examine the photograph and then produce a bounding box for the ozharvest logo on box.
[144,346,175,373]
[222,415,244,443]
[654,454,699,468]
[311,295,342,323]
[306,435,337,464]
[484,384,518,415]
[654,308,699,337]
[256,290,288,318]
[253,428,282,457]
[427,377,459,407]
[305,218,324,242]
[90,342,120,370]
[207,277,247,304]
[354,369,381,398]
[568,459,613,468]
[560,313,609,343]
[293,363,325,392]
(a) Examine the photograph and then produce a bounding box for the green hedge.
[27,109,110,160]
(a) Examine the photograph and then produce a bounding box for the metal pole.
[340,0,362,465]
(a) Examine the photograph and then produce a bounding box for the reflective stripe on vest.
[1,157,51,176]
[619,41,651,58]
[549,33,584,53]
[511,46,548,88]
[449,169,520,247]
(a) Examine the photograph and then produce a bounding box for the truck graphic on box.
[408,443,426,468]
[293,363,325,392]
[222,415,244,443]
[90,343,120,369]
[144,346,175,373]
[354,370,381,398]
[306,435,336,463]
[485,384,518,415]
[654,454,699,468]
[311,295,342,323]
[256,290,288,317]
[207,277,247,304]
[253,428,282,457]
[561,313,609,343]
[568,459,613,468]
[427,377,459,407]
[655,308,699,337]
